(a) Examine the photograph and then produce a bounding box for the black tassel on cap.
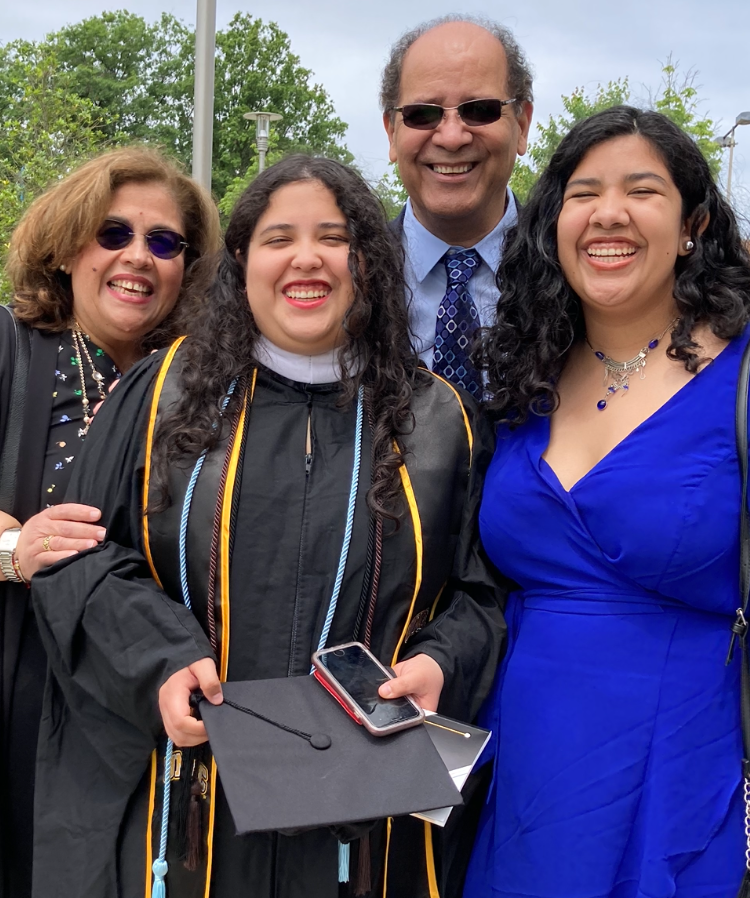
[738,871,750,898]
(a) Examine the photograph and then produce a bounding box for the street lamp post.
[718,111,750,202]
[243,112,283,173]
[192,0,217,191]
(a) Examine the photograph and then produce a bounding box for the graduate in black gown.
[31,156,506,898]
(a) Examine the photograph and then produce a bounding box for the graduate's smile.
[244,180,354,355]
[282,279,332,310]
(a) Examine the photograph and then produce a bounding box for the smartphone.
[311,641,425,736]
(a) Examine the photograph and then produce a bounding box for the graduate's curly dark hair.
[152,154,424,519]
[478,105,750,424]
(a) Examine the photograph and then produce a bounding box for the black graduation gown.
[0,313,63,898]
[31,345,505,898]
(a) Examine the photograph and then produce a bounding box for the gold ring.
[42,535,53,552]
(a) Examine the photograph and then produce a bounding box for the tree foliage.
[41,11,352,200]
[510,60,722,203]
[0,10,352,277]
[0,41,107,301]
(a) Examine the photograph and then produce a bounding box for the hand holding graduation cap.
[160,652,443,746]
[159,657,223,746]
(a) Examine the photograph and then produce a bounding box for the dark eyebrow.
[258,221,349,236]
[565,172,668,191]
[624,171,668,185]
[564,178,600,190]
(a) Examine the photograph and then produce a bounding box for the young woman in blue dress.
[464,106,750,897]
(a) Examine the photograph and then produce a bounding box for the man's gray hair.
[380,14,534,117]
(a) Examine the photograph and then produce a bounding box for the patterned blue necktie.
[432,249,482,398]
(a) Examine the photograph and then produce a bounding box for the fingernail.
[96,529,106,539]
[88,540,98,548]
[88,509,101,520]
[380,684,392,697]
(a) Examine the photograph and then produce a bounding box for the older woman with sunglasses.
[0,145,219,898]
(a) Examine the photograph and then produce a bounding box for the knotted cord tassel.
[354,834,371,896]
[737,871,750,898]
[338,841,350,883]
[184,778,204,871]
[152,858,168,898]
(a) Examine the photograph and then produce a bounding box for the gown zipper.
[305,405,313,476]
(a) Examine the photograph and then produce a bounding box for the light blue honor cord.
[152,380,238,897]
[310,384,364,884]
[153,381,364,892]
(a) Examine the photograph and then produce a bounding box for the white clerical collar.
[254,336,344,384]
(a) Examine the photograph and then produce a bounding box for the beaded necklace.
[587,318,678,411]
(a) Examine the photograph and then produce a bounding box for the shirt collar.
[402,189,518,283]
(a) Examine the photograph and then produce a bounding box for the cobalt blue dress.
[464,332,749,898]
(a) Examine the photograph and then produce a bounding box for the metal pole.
[257,136,268,173]
[192,0,217,192]
[727,136,735,202]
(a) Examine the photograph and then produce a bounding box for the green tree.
[651,60,722,179]
[510,60,722,202]
[209,13,352,200]
[35,11,352,203]
[510,79,629,202]
[371,165,408,220]
[0,41,107,301]
[49,11,192,151]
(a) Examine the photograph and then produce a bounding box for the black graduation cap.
[198,675,463,834]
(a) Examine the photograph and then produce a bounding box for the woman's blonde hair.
[7,145,221,335]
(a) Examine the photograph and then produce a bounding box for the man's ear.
[515,102,533,157]
[383,111,398,164]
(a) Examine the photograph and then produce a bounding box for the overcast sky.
[3,1,749,223]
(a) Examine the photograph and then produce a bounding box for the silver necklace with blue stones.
[586,318,678,411]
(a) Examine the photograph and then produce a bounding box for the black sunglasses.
[96,219,188,260]
[391,98,516,130]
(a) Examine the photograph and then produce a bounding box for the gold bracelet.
[11,550,29,585]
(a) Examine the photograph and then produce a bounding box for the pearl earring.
[59,264,69,274]
[684,240,695,252]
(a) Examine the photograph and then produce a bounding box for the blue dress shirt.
[401,190,518,367]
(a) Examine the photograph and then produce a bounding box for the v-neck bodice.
[480,329,747,616]
[465,326,750,898]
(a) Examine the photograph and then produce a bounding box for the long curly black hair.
[478,105,750,424]
[151,155,424,518]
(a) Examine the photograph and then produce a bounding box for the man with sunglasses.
[381,16,533,397]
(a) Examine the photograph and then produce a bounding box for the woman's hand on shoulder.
[15,504,106,580]
[159,657,223,747]
[378,653,444,712]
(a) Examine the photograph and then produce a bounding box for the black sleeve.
[32,352,214,748]
[405,408,508,722]
[0,307,17,499]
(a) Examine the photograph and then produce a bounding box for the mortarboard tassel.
[354,834,372,896]
[338,841,350,883]
[737,871,750,898]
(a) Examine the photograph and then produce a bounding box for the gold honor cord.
[142,336,186,590]
[390,457,424,667]
[142,338,186,898]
